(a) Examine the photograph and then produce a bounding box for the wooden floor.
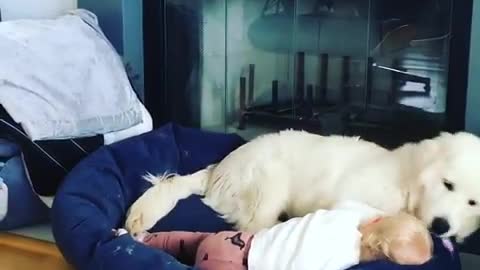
[0,233,73,270]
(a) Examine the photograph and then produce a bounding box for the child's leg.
[140,231,212,265]
[195,231,253,270]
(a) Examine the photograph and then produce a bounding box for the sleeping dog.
[126,130,480,242]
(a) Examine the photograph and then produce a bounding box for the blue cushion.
[0,140,50,230]
[0,138,19,158]
[51,123,461,270]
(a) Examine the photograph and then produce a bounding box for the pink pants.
[141,231,254,270]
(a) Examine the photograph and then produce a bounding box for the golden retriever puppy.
[126,131,480,242]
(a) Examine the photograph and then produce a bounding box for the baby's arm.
[139,231,212,263]
[114,229,211,263]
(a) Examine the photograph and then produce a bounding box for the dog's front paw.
[133,231,150,242]
[125,205,154,236]
[125,191,162,235]
[125,176,186,235]
[125,209,143,236]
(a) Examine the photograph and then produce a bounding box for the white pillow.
[0,9,143,140]
[0,178,8,221]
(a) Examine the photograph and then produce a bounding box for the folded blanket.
[104,102,153,145]
[0,9,143,140]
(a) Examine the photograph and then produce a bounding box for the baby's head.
[359,212,433,265]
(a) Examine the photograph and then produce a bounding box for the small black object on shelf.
[272,80,279,111]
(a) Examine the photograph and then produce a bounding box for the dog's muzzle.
[430,217,451,236]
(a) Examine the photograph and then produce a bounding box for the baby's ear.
[387,244,410,265]
[379,240,392,261]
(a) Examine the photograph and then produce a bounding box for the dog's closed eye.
[443,179,455,191]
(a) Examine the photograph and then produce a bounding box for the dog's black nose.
[430,217,451,235]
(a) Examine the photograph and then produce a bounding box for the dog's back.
[204,130,395,231]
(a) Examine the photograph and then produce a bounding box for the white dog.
[125,130,480,242]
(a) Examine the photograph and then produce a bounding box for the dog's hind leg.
[237,186,289,232]
[233,164,290,232]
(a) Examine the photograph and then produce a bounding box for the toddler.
[118,201,433,270]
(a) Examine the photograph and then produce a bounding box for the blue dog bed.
[52,123,461,270]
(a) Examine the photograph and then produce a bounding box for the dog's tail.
[144,168,210,195]
[142,167,211,213]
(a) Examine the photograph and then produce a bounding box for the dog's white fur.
[125,130,480,242]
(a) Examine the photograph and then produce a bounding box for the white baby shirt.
[248,201,383,270]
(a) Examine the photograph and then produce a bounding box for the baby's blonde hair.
[361,212,433,265]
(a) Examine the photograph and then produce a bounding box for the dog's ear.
[426,131,454,150]
[412,138,442,186]
[417,138,441,164]
[406,184,423,214]
[418,158,445,188]
[415,137,446,186]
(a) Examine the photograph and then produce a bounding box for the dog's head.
[413,132,480,242]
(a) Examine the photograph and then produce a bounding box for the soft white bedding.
[0,9,144,141]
